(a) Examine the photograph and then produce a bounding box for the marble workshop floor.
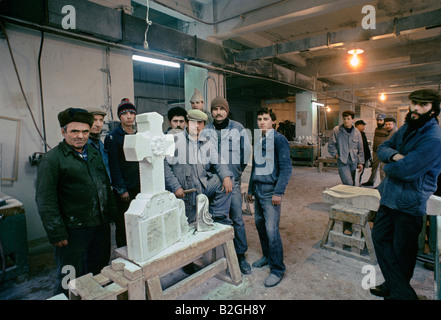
[0,166,435,300]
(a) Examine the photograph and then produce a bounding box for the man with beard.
[362,113,388,187]
[370,89,441,300]
[205,96,252,275]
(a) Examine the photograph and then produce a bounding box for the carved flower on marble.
[151,136,165,156]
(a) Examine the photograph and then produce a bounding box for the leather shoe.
[264,273,284,287]
[237,254,251,275]
[369,284,390,298]
[362,182,374,187]
[252,256,268,268]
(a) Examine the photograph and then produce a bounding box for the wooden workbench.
[68,222,242,300]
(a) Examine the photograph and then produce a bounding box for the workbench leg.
[146,276,163,300]
[362,224,377,263]
[222,240,242,285]
[320,219,334,247]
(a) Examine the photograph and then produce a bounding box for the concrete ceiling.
[143,0,441,112]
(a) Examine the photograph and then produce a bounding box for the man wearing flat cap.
[362,113,389,186]
[370,89,441,300]
[86,108,110,180]
[205,96,252,275]
[36,107,116,296]
[164,108,234,230]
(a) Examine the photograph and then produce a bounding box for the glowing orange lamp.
[348,49,364,67]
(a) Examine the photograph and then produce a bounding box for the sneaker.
[252,256,268,268]
[361,182,374,187]
[237,254,251,275]
[264,273,284,287]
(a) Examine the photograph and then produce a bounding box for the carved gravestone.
[123,112,189,263]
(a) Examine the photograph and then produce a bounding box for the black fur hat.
[58,108,94,127]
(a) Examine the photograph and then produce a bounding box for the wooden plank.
[127,278,146,300]
[146,276,163,300]
[330,206,372,225]
[72,273,113,300]
[162,258,227,300]
[320,219,334,247]
[329,230,366,249]
[222,240,242,285]
[101,266,130,288]
[138,224,234,278]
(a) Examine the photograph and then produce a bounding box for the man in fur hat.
[36,108,115,296]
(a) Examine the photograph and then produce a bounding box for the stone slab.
[322,184,380,211]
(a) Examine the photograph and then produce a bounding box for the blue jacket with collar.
[247,129,292,196]
[377,117,441,216]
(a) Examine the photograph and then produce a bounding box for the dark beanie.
[58,108,94,127]
[117,98,137,118]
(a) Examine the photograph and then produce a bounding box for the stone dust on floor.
[0,166,435,300]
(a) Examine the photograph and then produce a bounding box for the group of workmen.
[35,87,441,300]
[35,88,292,296]
[327,89,441,300]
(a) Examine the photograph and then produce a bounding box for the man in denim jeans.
[205,96,252,275]
[328,110,364,186]
[247,107,292,287]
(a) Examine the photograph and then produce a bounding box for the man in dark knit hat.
[205,96,252,275]
[36,107,115,296]
[370,89,441,300]
[104,98,140,248]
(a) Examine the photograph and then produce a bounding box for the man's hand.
[246,194,254,203]
[120,191,130,202]
[174,187,185,198]
[221,177,233,194]
[357,164,364,172]
[392,153,405,161]
[272,195,282,206]
[54,239,68,247]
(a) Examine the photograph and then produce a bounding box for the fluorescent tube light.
[132,55,180,68]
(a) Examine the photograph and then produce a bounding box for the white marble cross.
[122,112,188,263]
[124,112,175,196]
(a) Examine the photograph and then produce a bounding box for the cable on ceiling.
[144,0,153,49]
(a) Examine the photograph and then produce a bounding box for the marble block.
[125,191,188,263]
[322,184,380,211]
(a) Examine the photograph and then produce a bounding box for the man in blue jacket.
[370,89,441,300]
[247,107,292,287]
[205,96,252,275]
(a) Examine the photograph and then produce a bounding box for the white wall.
[0,23,134,241]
